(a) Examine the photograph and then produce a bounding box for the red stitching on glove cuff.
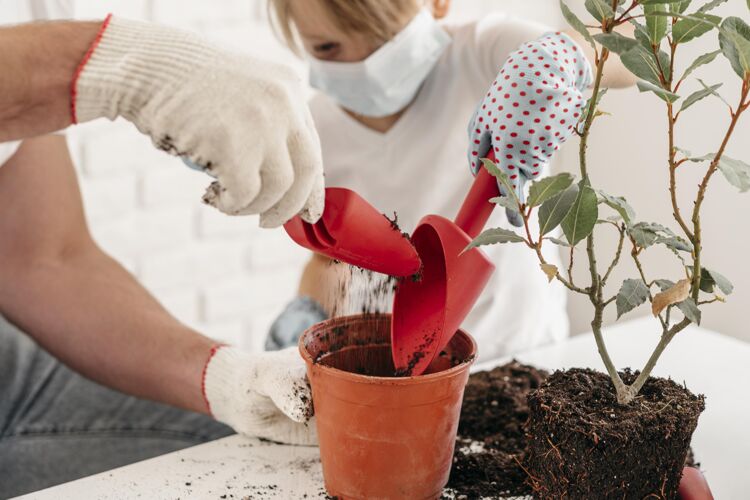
[70,13,113,125]
[201,344,225,416]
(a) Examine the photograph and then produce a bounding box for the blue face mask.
[308,9,451,118]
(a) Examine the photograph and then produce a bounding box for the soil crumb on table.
[443,360,547,499]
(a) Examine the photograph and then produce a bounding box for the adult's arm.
[0,21,99,141]
[0,136,315,444]
[0,136,212,412]
[0,16,324,228]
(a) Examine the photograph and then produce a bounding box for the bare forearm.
[0,247,214,414]
[0,20,100,141]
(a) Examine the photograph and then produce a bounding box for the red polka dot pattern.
[468,32,593,202]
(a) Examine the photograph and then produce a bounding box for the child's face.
[289,0,413,63]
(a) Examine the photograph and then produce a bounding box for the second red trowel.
[284,188,421,277]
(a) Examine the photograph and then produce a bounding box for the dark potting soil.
[444,362,700,500]
[525,368,705,500]
[445,360,548,499]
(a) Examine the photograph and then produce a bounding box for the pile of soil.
[444,363,700,500]
[525,368,705,500]
[444,360,547,499]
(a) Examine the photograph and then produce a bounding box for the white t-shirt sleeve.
[472,14,552,84]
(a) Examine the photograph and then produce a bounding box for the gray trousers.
[0,316,232,499]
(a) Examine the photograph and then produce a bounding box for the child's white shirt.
[309,14,570,362]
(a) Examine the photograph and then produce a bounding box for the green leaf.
[705,268,734,295]
[593,32,640,54]
[719,17,750,78]
[673,0,692,13]
[482,159,520,206]
[621,45,670,85]
[655,235,693,252]
[528,173,575,207]
[616,279,650,319]
[597,191,636,224]
[654,279,676,291]
[677,297,702,324]
[633,21,655,50]
[690,266,734,295]
[637,80,681,102]
[465,228,526,251]
[545,236,573,247]
[672,13,721,43]
[489,196,521,214]
[698,78,730,106]
[561,180,598,246]
[538,184,579,236]
[628,222,660,248]
[645,4,669,44]
[560,0,596,49]
[679,50,721,82]
[697,0,728,13]
[585,0,615,21]
[717,155,750,192]
[679,82,722,112]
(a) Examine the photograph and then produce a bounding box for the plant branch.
[602,223,625,286]
[628,236,668,330]
[520,208,588,295]
[630,318,691,396]
[690,80,750,301]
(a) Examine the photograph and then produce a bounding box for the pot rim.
[298,313,477,385]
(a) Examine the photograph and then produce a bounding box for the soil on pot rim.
[525,368,705,500]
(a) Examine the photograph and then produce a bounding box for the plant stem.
[602,223,625,286]
[629,319,690,396]
[577,20,627,395]
[521,209,588,294]
[667,102,694,240]
[592,305,630,402]
[628,237,668,330]
[690,81,750,301]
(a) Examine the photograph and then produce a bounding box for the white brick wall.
[65,1,561,350]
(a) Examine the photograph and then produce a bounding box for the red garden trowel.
[284,188,421,277]
[391,151,501,375]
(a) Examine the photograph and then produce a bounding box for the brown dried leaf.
[540,263,558,283]
[652,279,691,316]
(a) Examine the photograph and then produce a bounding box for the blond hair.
[269,0,424,53]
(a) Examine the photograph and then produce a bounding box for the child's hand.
[467,32,592,226]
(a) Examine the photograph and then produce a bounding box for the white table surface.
[17,316,750,500]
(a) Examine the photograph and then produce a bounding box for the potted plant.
[468,0,750,497]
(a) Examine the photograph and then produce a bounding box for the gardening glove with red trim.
[468,32,592,227]
[72,15,324,228]
[202,345,317,445]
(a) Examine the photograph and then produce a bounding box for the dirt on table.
[444,360,548,499]
[525,368,705,500]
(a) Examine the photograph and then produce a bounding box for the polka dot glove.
[468,32,593,227]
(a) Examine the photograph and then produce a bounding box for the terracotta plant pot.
[299,314,476,500]
[525,368,705,500]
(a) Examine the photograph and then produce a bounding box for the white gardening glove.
[72,15,324,228]
[202,346,317,445]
